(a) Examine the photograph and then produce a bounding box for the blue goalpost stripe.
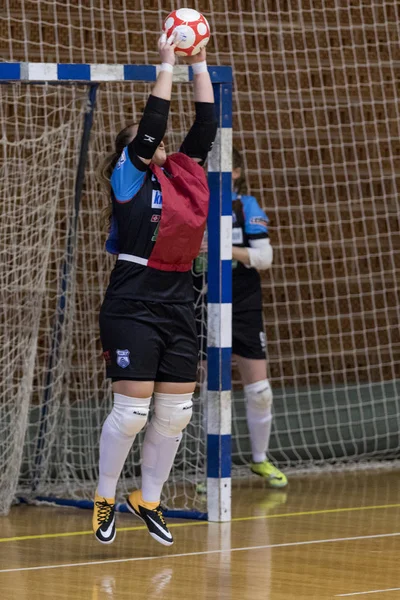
[208,172,232,211]
[207,179,232,305]
[208,347,232,391]
[58,64,91,80]
[0,63,232,83]
[124,64,157,81]
[207,435,232,478]
[0,63,20,80]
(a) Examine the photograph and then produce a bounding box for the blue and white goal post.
[0,62,232,522]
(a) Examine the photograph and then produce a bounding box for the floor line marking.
[0,520,207,543]
[336,587,400,597]
[1,502,400,544]
[232,503,400,523]
[0,531,399,574]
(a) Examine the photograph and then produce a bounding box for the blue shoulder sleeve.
[241,195,269,235]
[105,214,119,255]
[111,147,147,202]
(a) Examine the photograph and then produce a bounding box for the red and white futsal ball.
[163,8,210,57]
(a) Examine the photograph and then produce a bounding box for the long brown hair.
[232,147,247,196]
[99,123,138,227]
[232,148,247,216]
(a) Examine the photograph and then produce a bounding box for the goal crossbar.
[0,62,232,84]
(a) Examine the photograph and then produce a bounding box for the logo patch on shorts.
[151,214,161,222]
[116,349,130,368]
[259,332,266,350]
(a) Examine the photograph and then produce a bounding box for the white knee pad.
[108,393,151,437]
[244,380,273,413]
[152,392,193,437]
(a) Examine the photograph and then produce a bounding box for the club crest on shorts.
[116,349,130,368]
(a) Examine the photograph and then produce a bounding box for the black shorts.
[195,306,267,361]
[232,310,267,360]
[100,297,199,382]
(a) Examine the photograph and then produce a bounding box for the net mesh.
[1,1,400,514]
[1,82,207,515]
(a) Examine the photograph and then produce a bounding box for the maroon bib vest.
[148,153,209,272]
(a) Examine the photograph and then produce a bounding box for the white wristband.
[160,62,174,73]
[192,60,208,75]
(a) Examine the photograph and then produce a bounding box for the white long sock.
[244,380,273,464]
[141,423,182,503]
[97,394,151,498]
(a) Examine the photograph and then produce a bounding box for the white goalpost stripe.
[90,64,124,81]
[207,303,232,348]
[220,215,232,261]
[0,531,399,574]
[21,63,58,81]
[155,64,189,82]
[207,391,231,435]
[208,128,232,173]
[207,477,231,522]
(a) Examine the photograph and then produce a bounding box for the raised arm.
[128,33,177,167]
[180,48,218,165]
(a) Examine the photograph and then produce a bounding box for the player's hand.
[182,47,207,64]
[158,32,178,66]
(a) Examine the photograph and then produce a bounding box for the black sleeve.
[128,95,170,163]
[180,102,218,166]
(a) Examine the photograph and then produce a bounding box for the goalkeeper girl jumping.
[93,34,217,546]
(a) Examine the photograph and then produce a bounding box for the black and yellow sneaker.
[126,490,173,547]
[92,491,116,544]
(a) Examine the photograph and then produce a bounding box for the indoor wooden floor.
[0,470,399,599]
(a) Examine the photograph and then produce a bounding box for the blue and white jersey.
[193,192,270,313]
[231,192,269,244]
[111,148,148,202]
[231,193,269,312]
[105,146,193,303]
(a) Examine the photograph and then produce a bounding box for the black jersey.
[105,149,193,303]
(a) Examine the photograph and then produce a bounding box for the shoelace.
[95,500,114,524]
[155,506,166,526]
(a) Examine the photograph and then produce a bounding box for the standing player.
[194,149,288,489]
[230,148,287,487]
[93,35,217,546]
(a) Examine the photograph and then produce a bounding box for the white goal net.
[0,1,400,515]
